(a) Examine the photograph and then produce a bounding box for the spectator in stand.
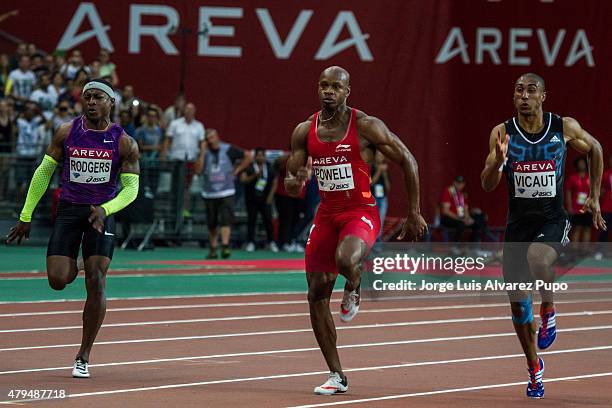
[60,49,89,80]
[162,102,205,218]
[163,94,185,128]
[47,71,64,101]
[195,128,252,259]
[7,55,36,108]
[29,72,56,120]
[43,54,55,71]
[71,69,90,101]
[274,153,307,252]
[120,85,135,112]
[30,53,46,76]
[595,155,612,259]
[52,100,75,131]
[135,106,163,195]
[51,52,66,74]
[89,59,102,79]
[240,147,278,252]
[26,44,37,57]
[9,43,26,71]
[566,157,592,243]
[0,54,10,97]
[0,99,14,151]
[15,101,44,201]
[0,99,14,199]
[370,151,391,240]
[439,176,484,242]
[58,78,77,106]
[119,109,136,137]
[98,48,119,86]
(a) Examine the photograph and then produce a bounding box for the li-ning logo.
[361,216,373,230]
[335,144,351,152]
[550,135,561,143]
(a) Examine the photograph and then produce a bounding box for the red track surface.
[1,289,612,407]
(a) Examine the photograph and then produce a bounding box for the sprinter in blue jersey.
[481,73,606,398]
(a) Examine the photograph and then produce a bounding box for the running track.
[1,285,612,406]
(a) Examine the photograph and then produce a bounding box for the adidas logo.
[550,135,561,143]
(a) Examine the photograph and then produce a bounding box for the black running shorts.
[47,201,116,260]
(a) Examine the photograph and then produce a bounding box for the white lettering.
[56,2,114,51]
[537,29,565,66]
[129,5,179,55]
[435,27,469,64]
[256,9,313,59]
[565,29,594,67]
[315,11,373,61]
[476,28,502,65]
[436,27,595,67]
[508,28,532,66]
[198,7,243,57]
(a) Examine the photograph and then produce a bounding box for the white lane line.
[2,325,612,375]
[1,286,611,305]
[3,300,612,352]
[1,345,610,403]
[0,291,307,305]
[1,308,611,335]
[1,296,610,318]
[0,270,306,280]
[287,372,612,408]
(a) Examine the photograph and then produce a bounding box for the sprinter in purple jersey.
[6,78,140,378]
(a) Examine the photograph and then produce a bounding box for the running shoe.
[526,357,544,398]
[538,308,557,350]
[314,372,348,395]
[340,284,360,322]
[72,357,90,378]
[222,247,231,259]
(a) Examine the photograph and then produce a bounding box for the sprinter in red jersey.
[285,66,427,395]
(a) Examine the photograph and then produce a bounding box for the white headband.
[82,81,114,98]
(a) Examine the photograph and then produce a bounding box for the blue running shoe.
[538,308,557,350]
[526,357,545,399]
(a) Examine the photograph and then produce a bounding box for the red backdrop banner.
[1,0,610,225]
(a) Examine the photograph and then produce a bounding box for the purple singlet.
[60,116,123,205]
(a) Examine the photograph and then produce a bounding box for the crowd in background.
[0,42,610,252]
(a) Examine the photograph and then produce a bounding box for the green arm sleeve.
[100,173,140,216]
[19,155,58,222]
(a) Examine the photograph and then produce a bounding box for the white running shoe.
[314,372,348,395]
[72,358,90,378]
[294,243,305,253]
[340,285,360,322]
[245,242,256,252]
[269,242,279,253]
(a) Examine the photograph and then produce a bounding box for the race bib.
[577,192,588,205]
[314,163,354,192]
[374,184,385,198]
[513,160,556,198]
[255,178,267,192]
[69,147,112,184]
